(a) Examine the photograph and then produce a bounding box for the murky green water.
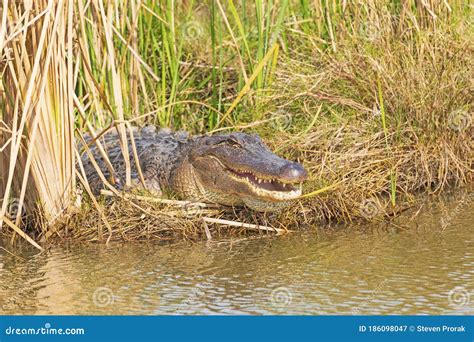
[1,190,473,315]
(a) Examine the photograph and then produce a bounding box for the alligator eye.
[227,139,242,147]
[214,138,242,148]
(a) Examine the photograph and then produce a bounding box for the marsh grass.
[1,0,473,245]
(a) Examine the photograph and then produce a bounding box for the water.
[1,191,473,315]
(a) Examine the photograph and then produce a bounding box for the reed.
[1,0,75,248]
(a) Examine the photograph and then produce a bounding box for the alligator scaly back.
[80,127,189,196]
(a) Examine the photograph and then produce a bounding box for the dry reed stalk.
[99,189,219,208]
[202,217,289,235]
[1,0,75,248]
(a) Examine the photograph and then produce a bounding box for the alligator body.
[81,127,308,211]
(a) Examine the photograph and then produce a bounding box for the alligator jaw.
[227,168,302,201]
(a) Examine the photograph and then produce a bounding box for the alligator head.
[173,132,308,211]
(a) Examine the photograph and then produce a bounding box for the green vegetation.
[1,0,472,247]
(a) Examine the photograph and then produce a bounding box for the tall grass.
[1,0,472,245]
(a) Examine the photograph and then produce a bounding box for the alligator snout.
[280,162,308,182]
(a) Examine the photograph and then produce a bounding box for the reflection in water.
[0,190,473,315]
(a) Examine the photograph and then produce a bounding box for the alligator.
[81,127,308,211]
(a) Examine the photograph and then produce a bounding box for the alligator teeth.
[229,169,303,200]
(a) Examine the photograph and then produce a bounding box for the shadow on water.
[0,189,473,315]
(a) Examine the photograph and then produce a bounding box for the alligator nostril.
[281,162,308,181]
